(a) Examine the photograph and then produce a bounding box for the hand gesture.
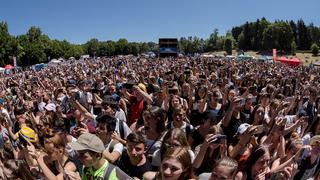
[64,170,81,180]
[111,131,121,141]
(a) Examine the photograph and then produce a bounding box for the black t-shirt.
[117,150,152,179]
[222,114,243,145]
[190,129,205,150]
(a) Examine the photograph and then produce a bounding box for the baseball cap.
[236,123,251,135]
[69,133,105,153]
[44,103,56,112]
[38,102,46,111]
[0,99,4,105]
[66,79,77,87]
[102,95,119,106]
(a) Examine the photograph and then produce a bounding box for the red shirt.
[129,96,144,125]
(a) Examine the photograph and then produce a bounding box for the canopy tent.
[275,57,301,66]
[313,61,320,66]
[49,59,62,63]
[259,56,273,61]
[237,54,253,60]
[4,64,14,70]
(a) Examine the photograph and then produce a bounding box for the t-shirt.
[129,96,144,125]
[115,109,127,123]
[222,115,243,144]
[82,160,117,180]
[105,140,124,155]
[198,172,211,180]
[117,150,152,179]
[166,121,194,136]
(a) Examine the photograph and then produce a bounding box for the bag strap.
[119,120,125,139]
[103,162,115,180]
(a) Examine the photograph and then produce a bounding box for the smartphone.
[18,134,28,146]
[184,71,191,75]
[0,134,4,150]
[168,88,178,95]
[123,83,134,89]
[302,148,311,158]
[213,135,227,144]
[92,89,99,94]
[199,75,206,79]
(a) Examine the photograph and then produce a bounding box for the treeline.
[0,22,157,66]
[179,18,320,55]
[1,18,320,66]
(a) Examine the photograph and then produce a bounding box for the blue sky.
[0,0,319,44]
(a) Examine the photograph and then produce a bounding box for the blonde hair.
[213,157,239,178]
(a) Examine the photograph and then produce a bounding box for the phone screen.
[214,135,226,144]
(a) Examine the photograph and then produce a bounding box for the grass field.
[209,50,320,66]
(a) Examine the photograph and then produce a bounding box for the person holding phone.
[293,135,320,180]
[28,131,81,180]
[193,129,228,175]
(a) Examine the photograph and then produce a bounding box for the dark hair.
[127,132,146,145]
[195,85,208,101]
[148,106,167,133]
[4,160,34,180]
[245,146,269,176]
[96,113,117,132]
[307,114,320,135]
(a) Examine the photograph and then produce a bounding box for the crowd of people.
[0,56,319,180]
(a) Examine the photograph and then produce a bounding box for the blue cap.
[0,99,4,105]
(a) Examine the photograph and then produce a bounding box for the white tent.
[0,67,5,72]
[50,59,62,63]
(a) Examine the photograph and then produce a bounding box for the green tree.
[86,38,99,57]
[27,26,42,42]
[129,42,140,56]
[237,32,245,50]
[262,21,293,51]
[115,39,129,55]
[0,22,12,65]
[311,43,319,56]
[208,28,219,51]
[297,19,311,50]
[224,37,233,55]
[291,41,297,55]
[139,42,149,53]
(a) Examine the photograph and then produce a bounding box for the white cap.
[44,103,56,112]
[236,123,251,135]
[38,102,46,111]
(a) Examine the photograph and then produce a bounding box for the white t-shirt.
[115,109,127,123]
[105,140,124,155]
[167,121,194,135]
